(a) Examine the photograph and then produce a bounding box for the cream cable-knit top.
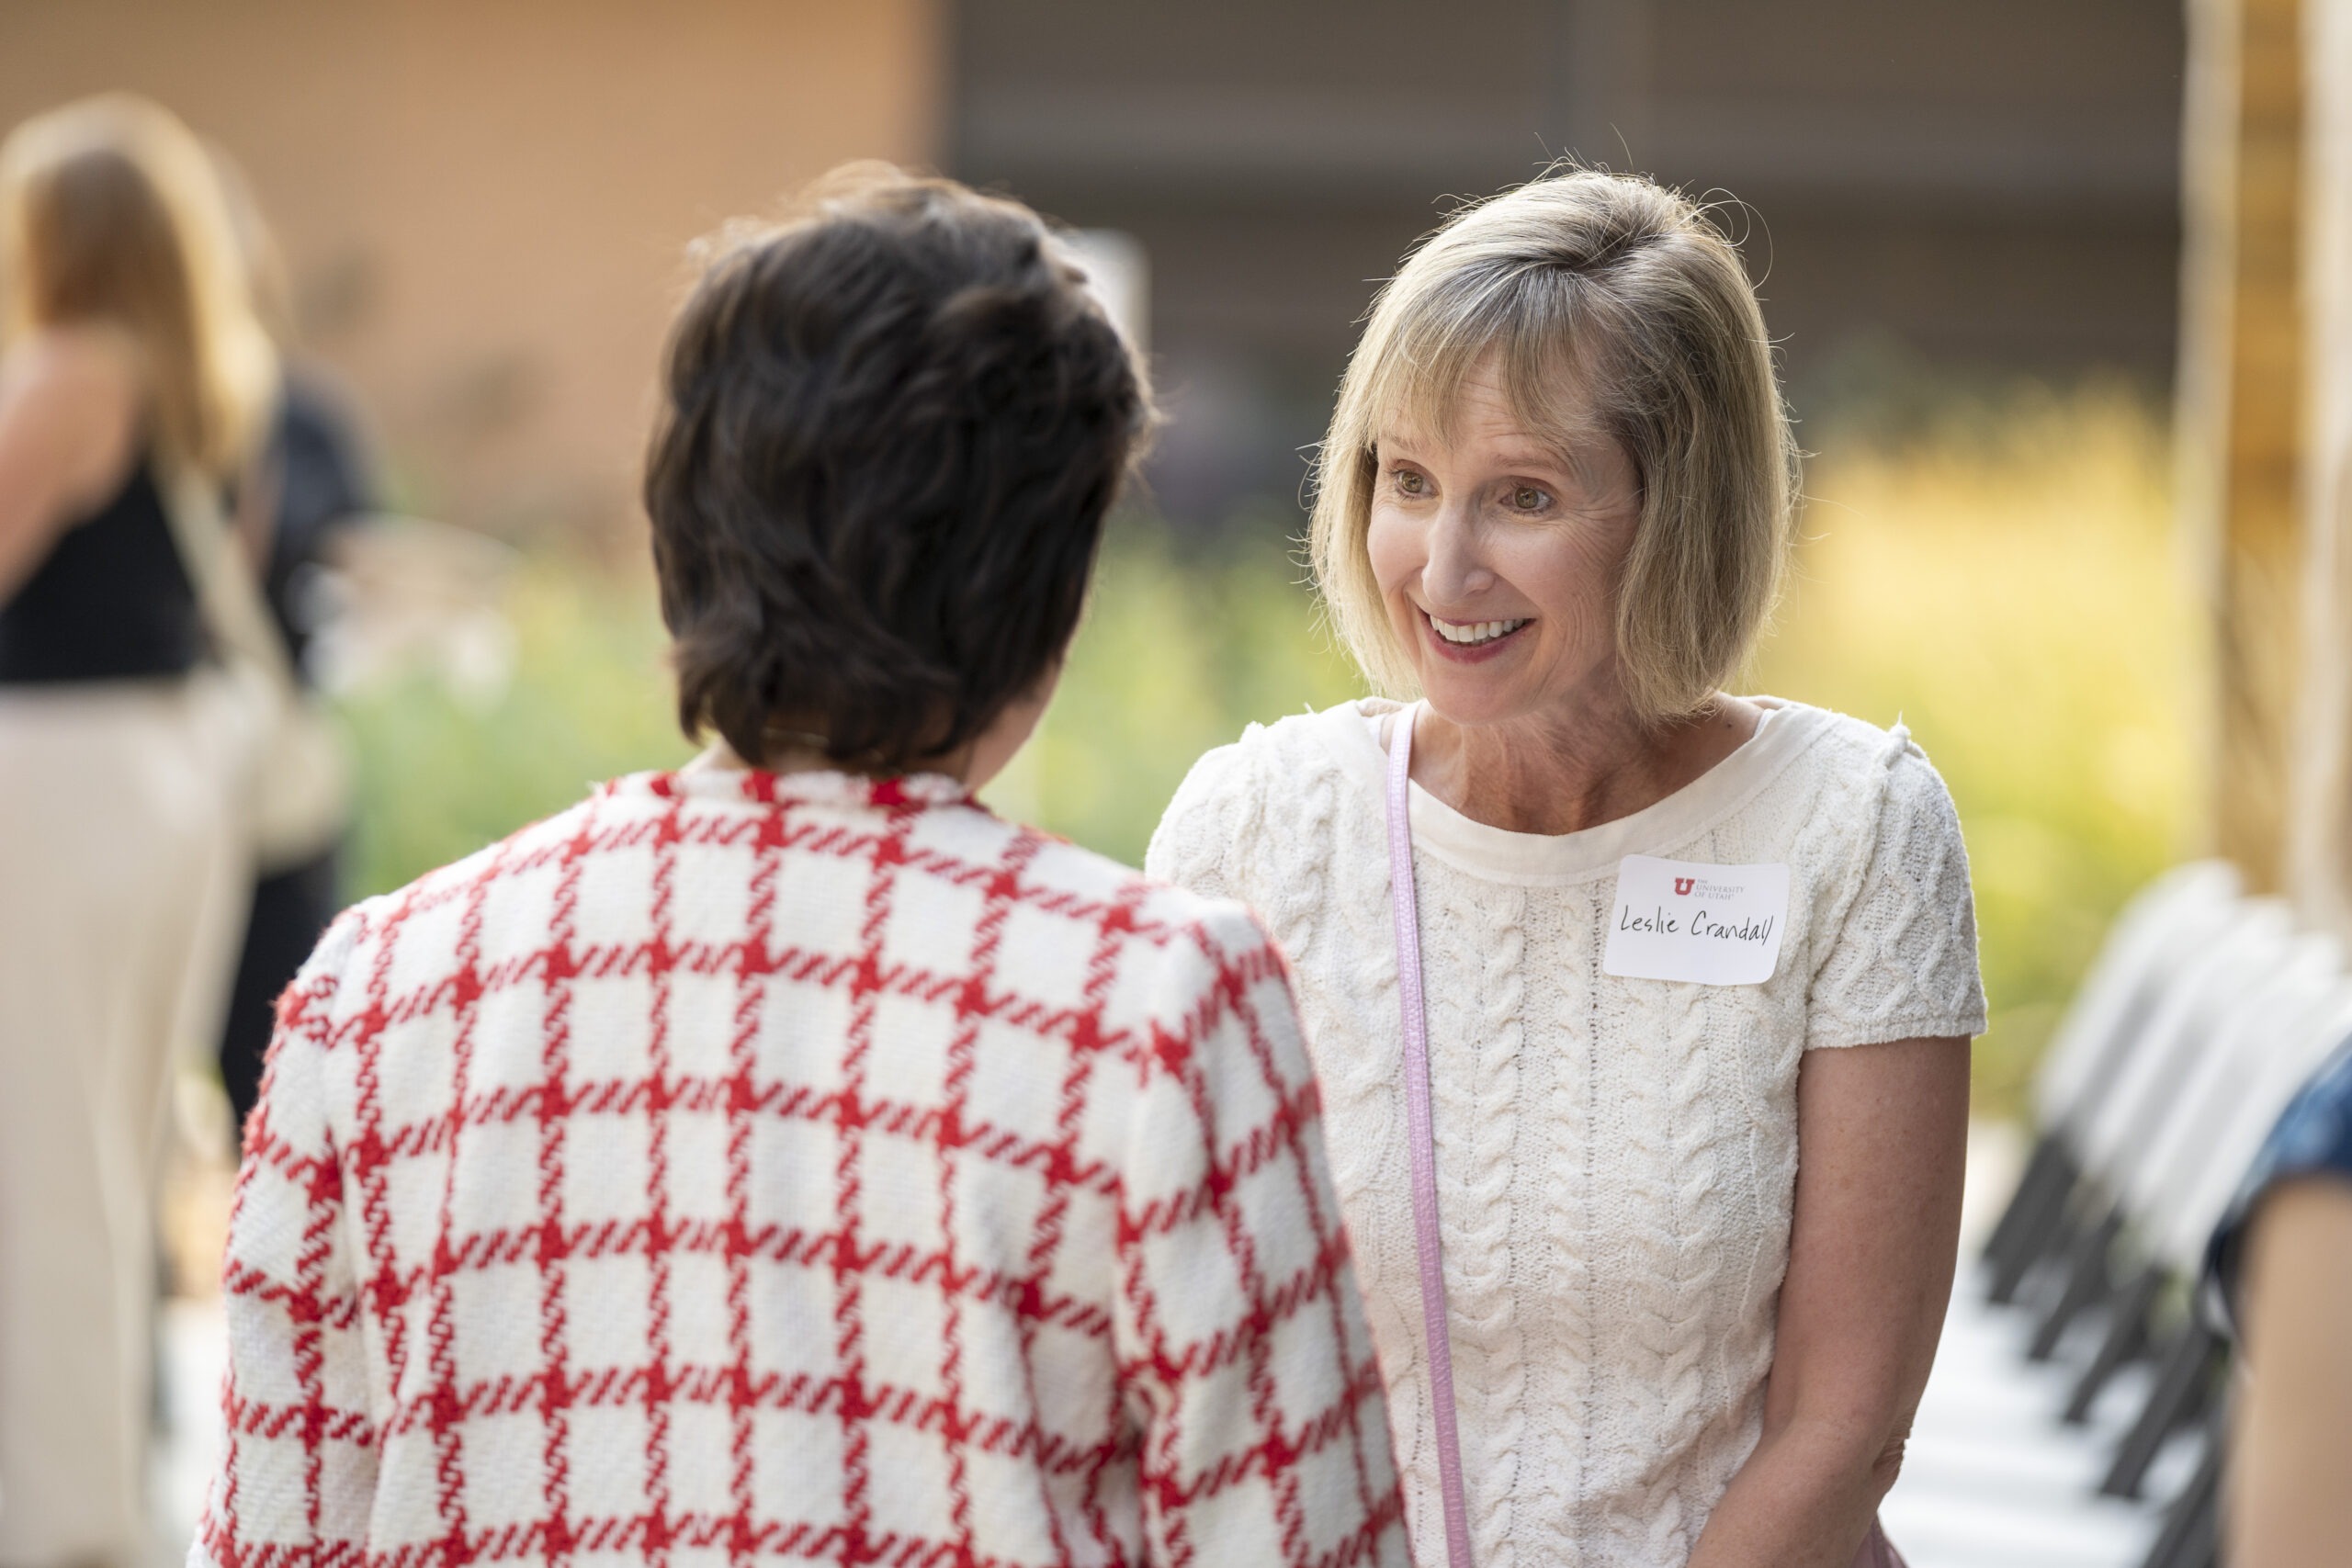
[1146,697,1985,1568]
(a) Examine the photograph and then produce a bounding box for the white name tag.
[1603,854,1791,986]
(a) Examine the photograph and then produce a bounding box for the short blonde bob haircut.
[1308,168,1797,720]
[0,94,277,482]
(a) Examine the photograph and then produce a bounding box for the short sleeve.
[1806,743,1987,1051]
[2203,1039,2352,1338]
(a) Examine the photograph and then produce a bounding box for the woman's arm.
[1687,1033,1971,1568]
[1116,904,1408,1566]
[2230,1176,2352,1566]
[192,916,379,1565]
[0,330,141,602]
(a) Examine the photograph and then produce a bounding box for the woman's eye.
[1511,485,1550,511]
[1395,469,1426,495]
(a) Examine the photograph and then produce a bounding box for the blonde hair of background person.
[1148,166,1982,1568]
[0,92,276,1568]
[0,95,274,511]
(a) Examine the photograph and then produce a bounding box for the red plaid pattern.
[193,768,1405,1568]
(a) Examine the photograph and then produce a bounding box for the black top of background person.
[0,454,202,683]
[262,370,374,682]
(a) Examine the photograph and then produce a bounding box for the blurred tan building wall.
[0,1,942,537]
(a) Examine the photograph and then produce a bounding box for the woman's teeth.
[1430,615,1529,646]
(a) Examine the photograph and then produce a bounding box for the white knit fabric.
[1145,697,1985,1568]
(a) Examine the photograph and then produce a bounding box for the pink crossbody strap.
[1385,704,1476,1568]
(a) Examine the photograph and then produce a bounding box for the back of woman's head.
[645,164,1151,775]
[0,93,276,480]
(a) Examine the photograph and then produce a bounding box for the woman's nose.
[1420,502,1495,604]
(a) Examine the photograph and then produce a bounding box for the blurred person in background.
[208,147,372,1136]
[1150,169,1983,1568]
[0,94,275,1567]
[192,166,1407,1568]
[2203,1039,2352,1564]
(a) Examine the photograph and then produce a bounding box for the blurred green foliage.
[340,382,2195,1118]
[983,516,1367,863]
[340,562,691,896]
[1760,382,2197,1113]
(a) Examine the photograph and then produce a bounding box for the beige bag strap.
[156,455,352,870]
[154,459,302,699]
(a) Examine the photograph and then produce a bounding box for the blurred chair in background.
[1895,863,2352,1568]
[208,147,370,1136]
[2201,1040,2352,1566]
[0,94,275,1568]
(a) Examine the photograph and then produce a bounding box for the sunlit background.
[4,6,2211,1537]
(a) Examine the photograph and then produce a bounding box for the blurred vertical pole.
[2179,0,2304,893]
[2291,3,2352,932]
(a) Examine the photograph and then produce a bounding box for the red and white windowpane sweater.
[193,767,1406,1568]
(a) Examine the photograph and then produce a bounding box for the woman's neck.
[1408,689,1761,837]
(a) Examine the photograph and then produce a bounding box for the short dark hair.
[644,164,1150,774]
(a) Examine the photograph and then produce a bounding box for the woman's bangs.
[1361,268,1595,459]
[1361,310,1489,453]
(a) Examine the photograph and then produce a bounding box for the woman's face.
[1365,360,1642,731]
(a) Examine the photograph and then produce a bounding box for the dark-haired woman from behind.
[195,165,1408,1568]
[0,95,275,1568]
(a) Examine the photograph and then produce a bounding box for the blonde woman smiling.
[1149,171,1984,1568]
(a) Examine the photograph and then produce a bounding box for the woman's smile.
[1420,607,1533,661]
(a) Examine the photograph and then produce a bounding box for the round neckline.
[1332,695,1835,885]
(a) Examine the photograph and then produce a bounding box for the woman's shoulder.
[3,323,140,391]
[1746,698,1962,833]
[0,327,143,505]
[1147,700,1377,888]
[1773,699,1984,1044]
[1736,700,1975,933]
[2,327,141,434]
[308,787,621,998]
[1760,698,1929,774]
[1216,697,1381,770]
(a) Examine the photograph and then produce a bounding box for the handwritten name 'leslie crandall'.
[1617,906,1778,947]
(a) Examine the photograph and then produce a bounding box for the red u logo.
[1674,877,1696,896]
